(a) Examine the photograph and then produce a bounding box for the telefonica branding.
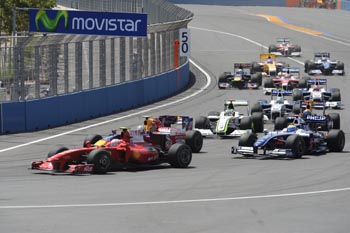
[30,9,147,37]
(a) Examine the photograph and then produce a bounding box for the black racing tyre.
[263,78,273,88]
[292,104,301,114]
[327,129,345,152]
[295,45,301,53]
[252,112,264,133]
[293,89,303,101]
[251,103,263,114]
[308,63,317,73]
[268,45,277,53]
[285,134,305,158]
[218,72,231,82]
[240,117,252,130]
[274,117,288,131]
[195,116,211,129]
[328,113,340,129]
[167,143,192,168]
[47,146,69,158]
[83,134,103,147]
[298,79,307,88]
[238,132,257,147]
[331,91,341,101]
[86,149,112,174]
[218,72,232,89]
[330,88,340,93]
[185,130,203,153]
[304,60,311,73]
[336,61,344,70]
[251,73,262,86]
[252,62,262,73]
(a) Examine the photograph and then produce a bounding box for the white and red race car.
[268,38,302,57]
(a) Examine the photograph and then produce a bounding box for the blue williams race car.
[232,114,344,159]
[304,52,344,75]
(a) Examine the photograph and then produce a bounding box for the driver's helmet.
[267,59,273,64]
[137,125,145,134]
[286,124,297,133]
[276,96,284,104]
[110,139,122,147]
[224,109,234,116]
[235,69,244,76]
[321,57,327,61]
[302,105,312,118]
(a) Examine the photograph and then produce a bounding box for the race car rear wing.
[281,67,300,73]
[260,53,276,60]
[271,89,293,96]
[276,38,290,43]
[225,99,249,106]
[234,63,252,69]
[307,78,327,86]
[314,52,330,58]
[305,115,327,124]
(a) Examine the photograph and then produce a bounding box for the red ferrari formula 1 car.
[31,128,193,174]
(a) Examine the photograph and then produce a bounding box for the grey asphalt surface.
[1,6,350,233]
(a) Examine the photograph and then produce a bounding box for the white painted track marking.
[1,187,350,209]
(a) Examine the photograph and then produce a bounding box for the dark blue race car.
[232,114,344,159]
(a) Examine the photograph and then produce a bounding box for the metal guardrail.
[0,0,193,102]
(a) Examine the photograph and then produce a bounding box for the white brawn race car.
[194,100,264,137]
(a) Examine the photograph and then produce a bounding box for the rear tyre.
[251,73,262,86]
[328,113,340,129]
[47,146,69,158]
[263,78,273,88]
[168,143,192,168]
[330,91,341,101]
[87,149,112,174]
[293,89,303,101]
[292,104,301,114]
[240,117,252,130]
[185,130,203,153]
[274,117,288,131]
[251,103,263,114]
[83,134,103,147]
[252,112,264,133]
[327,129,345,152]
[285,134,305,158]
[195,116,211,129]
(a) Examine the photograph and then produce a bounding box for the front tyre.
[285,135,305,158]
[87,149,112,174]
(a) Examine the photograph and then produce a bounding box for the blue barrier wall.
[0,62,189,134]
[168,0,286,6]
[341,0,350,10]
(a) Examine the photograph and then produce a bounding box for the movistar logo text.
[35,10,68,32]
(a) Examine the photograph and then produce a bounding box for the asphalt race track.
[1,6,350,233]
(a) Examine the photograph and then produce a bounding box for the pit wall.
[169,0,350,10]
[0,63,189,134]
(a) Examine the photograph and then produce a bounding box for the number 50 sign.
[179,28,190,57]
